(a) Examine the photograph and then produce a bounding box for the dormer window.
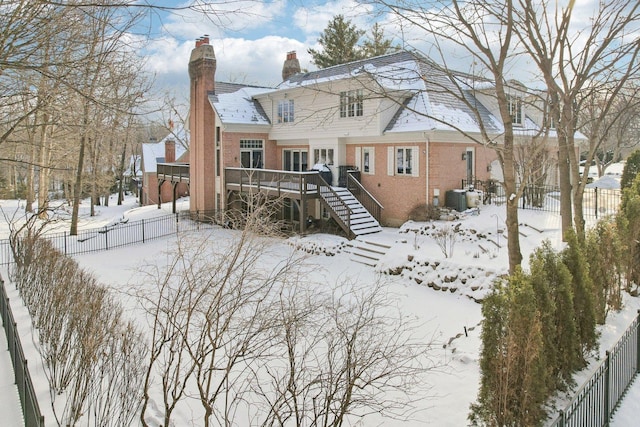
[278,99,294,123]
[340,90,363,118]
[508,95,523,126]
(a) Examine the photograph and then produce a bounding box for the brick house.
[141,132,189,207]
[176,36,560,237]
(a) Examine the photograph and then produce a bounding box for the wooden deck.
[224,167,322,201]
[156,164,382,237]
[157,163,189,183]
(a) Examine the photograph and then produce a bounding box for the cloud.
[160,0,288,40]
[143,34,310,93]
[292,0,375,40]
[214,36,310,86]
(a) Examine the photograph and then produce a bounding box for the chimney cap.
[195,35,210,48]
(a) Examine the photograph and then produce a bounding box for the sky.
[139,0,382,99]
[134,0,618,118]
[1,168,639,425]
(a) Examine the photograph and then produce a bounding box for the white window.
[340,90,363,118]
[396,148,413,175]
[278,99,294,123]
[388,146,418,177]
[508,95,523,125]
[313,148,334,165]
[545,104,556,129]
[240,139,263,168]
[283,149,308,172]
[362,147,374,174]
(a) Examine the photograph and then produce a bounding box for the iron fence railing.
[548,311,640,427]
[462,180,621,218]
[0,272,45,427]
[0,212,216,266]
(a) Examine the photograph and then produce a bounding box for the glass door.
[283,149,308,171]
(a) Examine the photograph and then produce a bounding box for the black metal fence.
[0,211,217,266]
[0,272,45,427]
[463,180,621,218]
[548,311,640,427]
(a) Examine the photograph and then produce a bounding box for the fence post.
[64,232,67,256]
[104,230,108,251]
[142,219,145,244]
[176,212,179,234]
[595,187,599,219]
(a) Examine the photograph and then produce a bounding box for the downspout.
[424,132,430,206]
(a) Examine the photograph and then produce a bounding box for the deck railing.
[307,173,353,236]
[224,167,321,197]
[224,168,360,236]
[157,163,190,182]
[346,171,383,221]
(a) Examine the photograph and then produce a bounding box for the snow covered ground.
[1,192,638,426]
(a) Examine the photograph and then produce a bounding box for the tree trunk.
[557,101,574,240]
[37,112,51,219]
[25,135,36,212]
[503,145,523,274]
[70,128,87,236]
[117,136,128,205]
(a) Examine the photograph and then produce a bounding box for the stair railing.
[308,173,353,237]
[346,172,384,221]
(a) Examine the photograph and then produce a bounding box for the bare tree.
[579,82,640,177]
[139,195,301,426]
[369,0,552,273]
[251,277,437,426]
[515,0,640,238]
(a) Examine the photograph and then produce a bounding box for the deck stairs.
[333,187,382,236]
[317,183,382,237]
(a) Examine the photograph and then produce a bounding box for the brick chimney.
[282,51,301,81]
[164,138,175,163]
[189,35,217,214]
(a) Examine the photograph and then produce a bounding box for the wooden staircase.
[332,187,383,236]
[310,176,381,238]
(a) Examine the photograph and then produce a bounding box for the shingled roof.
[279,50,505,134]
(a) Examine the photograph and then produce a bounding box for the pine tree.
[620,149,640,190]
[308,15,365,68]
[618,173,640,292]
[361,23,397,57]
[562,230,599,355]
[529,241,581,388]
[585,218,623,322]
[470,272,547,426]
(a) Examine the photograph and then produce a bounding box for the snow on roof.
[209,86,272,125]
[278,51,420,89]
[141,133,188,173]
[385,60,503,134]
